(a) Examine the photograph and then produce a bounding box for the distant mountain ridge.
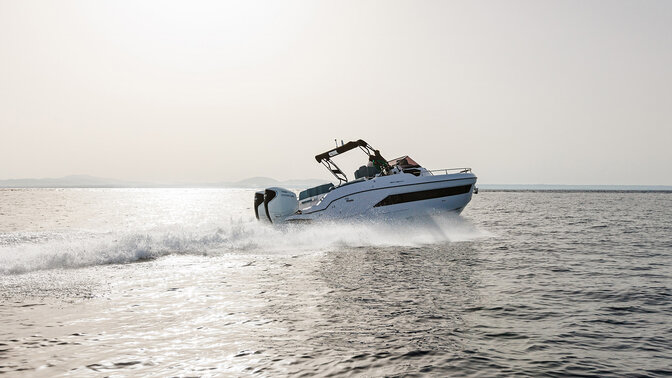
[207,176,329,189]
[0,175,329,189]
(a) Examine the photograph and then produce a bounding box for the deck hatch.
[373,184,472,207]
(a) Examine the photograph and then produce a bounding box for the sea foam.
[0,215,490,275]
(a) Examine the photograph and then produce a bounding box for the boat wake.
[0,215,490,275]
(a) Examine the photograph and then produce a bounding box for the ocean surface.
[0,188,670,376]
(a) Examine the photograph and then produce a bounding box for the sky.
[1,0,670,185]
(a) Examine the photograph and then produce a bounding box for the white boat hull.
[285,172,476,222]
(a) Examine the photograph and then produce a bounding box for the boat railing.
[427,168,472,175]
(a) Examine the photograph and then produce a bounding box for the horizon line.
[0,175,671,189]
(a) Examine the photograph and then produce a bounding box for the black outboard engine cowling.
[255,187,298,223]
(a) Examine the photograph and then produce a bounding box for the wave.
[0,215,490,275]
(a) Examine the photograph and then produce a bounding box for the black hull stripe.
[300,176,476,215]
[374,184,472,207]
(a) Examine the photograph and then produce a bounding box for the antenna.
[341,140,344,146]
[334,139,338,148]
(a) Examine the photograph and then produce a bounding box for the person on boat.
[369,150,390,174]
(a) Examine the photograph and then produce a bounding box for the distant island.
[0,175,670,191]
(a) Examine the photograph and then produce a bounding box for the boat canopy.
[388,156,420,168]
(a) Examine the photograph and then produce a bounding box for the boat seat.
[299,183,334,200]
[354,165,380,179]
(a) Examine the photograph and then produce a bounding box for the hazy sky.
[1,0,670,184]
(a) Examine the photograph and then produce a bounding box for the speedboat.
[254,139,477,223]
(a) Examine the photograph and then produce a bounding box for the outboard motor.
[254,191,267,221]
[261,187,298,223]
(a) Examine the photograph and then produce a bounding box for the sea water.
[0,188,670,376]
